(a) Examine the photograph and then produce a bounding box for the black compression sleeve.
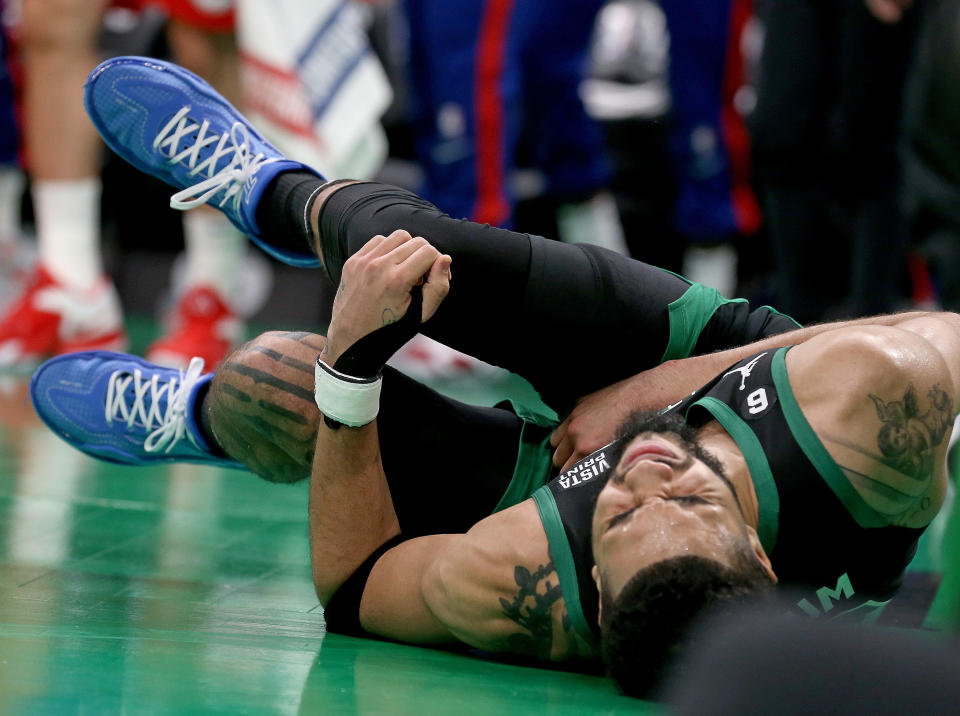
[322,533,407,637]
[317,184,452,286]
[313,181,727,410]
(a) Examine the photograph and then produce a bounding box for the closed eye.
[605,495,711,531]
[670,495,711,506]
[607,507,637,531]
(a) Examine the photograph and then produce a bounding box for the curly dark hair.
[600,552,774,699]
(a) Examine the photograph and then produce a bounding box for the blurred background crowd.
[0,0,956,382]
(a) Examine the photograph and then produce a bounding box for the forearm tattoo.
[499,555,572,659]
[869,383,953,480]
[381,307,399,326]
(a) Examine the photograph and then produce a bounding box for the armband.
[322,533,407,636]
[314,358,382,428]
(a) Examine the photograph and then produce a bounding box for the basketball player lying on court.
[36,221,960,697]
[291,229,960,698]
[33,56,960,698]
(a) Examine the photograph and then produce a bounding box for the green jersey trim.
[493,422,553,512]
[771,347,888,528]
[661,282,748,362]
[532,486,596,647]
[691,396,780,552]
[495,408,556,513]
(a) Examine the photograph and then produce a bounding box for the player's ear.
[745,526,778,583]
[592,565,604,625]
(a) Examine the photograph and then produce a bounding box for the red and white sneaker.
[0,264,127,368]
[0,235,37,312]
[146,285,243,370]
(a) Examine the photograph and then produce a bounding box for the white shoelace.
[156,106,279,214]
[105,356,207,454]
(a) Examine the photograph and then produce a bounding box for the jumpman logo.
[723,352,768,391]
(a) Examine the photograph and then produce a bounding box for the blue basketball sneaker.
[30,351,243,469]
[84,55,322,268]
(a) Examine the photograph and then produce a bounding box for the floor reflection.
[0,365,956,713]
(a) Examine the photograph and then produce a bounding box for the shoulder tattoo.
[869,383,953,481]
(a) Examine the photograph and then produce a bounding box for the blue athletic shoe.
[30,351,244,469]
[84,55,322,268]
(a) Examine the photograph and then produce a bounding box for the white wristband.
[314,358,382,427]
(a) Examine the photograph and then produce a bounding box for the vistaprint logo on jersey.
[558,451,611,490]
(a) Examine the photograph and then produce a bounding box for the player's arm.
[552,310,948,471]
[309,229,451,604]
[786,312,960,527]
[359,500,589,661]
[309,415,398,605]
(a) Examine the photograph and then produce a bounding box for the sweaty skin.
[200,220,959,663]
[590,431,772,600]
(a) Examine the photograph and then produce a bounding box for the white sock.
[682,243,739,299]
[0,166,24,243]
[182,209,246,305]
[34,178,103,291]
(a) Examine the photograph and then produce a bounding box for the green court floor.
[0,323,957,714]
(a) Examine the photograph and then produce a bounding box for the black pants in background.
[751,0,923,323]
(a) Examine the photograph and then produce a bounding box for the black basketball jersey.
[532,347,926,648]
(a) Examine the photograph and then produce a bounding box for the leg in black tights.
[314,182,695,412]
[257,178,797,413]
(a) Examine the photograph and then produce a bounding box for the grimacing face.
[590,430,763,600]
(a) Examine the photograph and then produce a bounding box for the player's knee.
[209,332,321,482]
[247,330,294,353]
[225,331,326,409]
[248,330,327,361]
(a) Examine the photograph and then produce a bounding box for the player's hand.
[550,376,639,473]
[864,0,912,23]
[549,358,706,471]
[324,230,452,364]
